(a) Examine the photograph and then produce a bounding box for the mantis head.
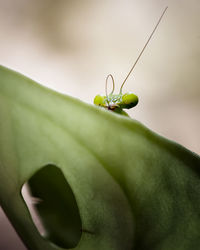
[94,7,168,113]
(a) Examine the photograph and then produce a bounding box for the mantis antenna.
[119,6,168,93]
[105,74,115,98]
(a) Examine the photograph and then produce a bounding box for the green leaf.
[0,65,199,250]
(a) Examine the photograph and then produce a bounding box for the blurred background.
[0,0,199,249]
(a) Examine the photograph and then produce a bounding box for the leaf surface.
[0,65,199,250]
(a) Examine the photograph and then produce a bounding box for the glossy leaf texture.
[0,65,200,250]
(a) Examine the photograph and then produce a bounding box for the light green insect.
[94,7,168,116]
[94,74,138,116]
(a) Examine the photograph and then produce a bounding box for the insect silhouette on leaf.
[94,7,168,116]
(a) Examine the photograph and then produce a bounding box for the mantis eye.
[94,95,106,106]
[121,92,139,109]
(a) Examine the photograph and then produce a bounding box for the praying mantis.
[94,7,168,116]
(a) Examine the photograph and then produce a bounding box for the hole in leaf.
[22,164,82,249]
